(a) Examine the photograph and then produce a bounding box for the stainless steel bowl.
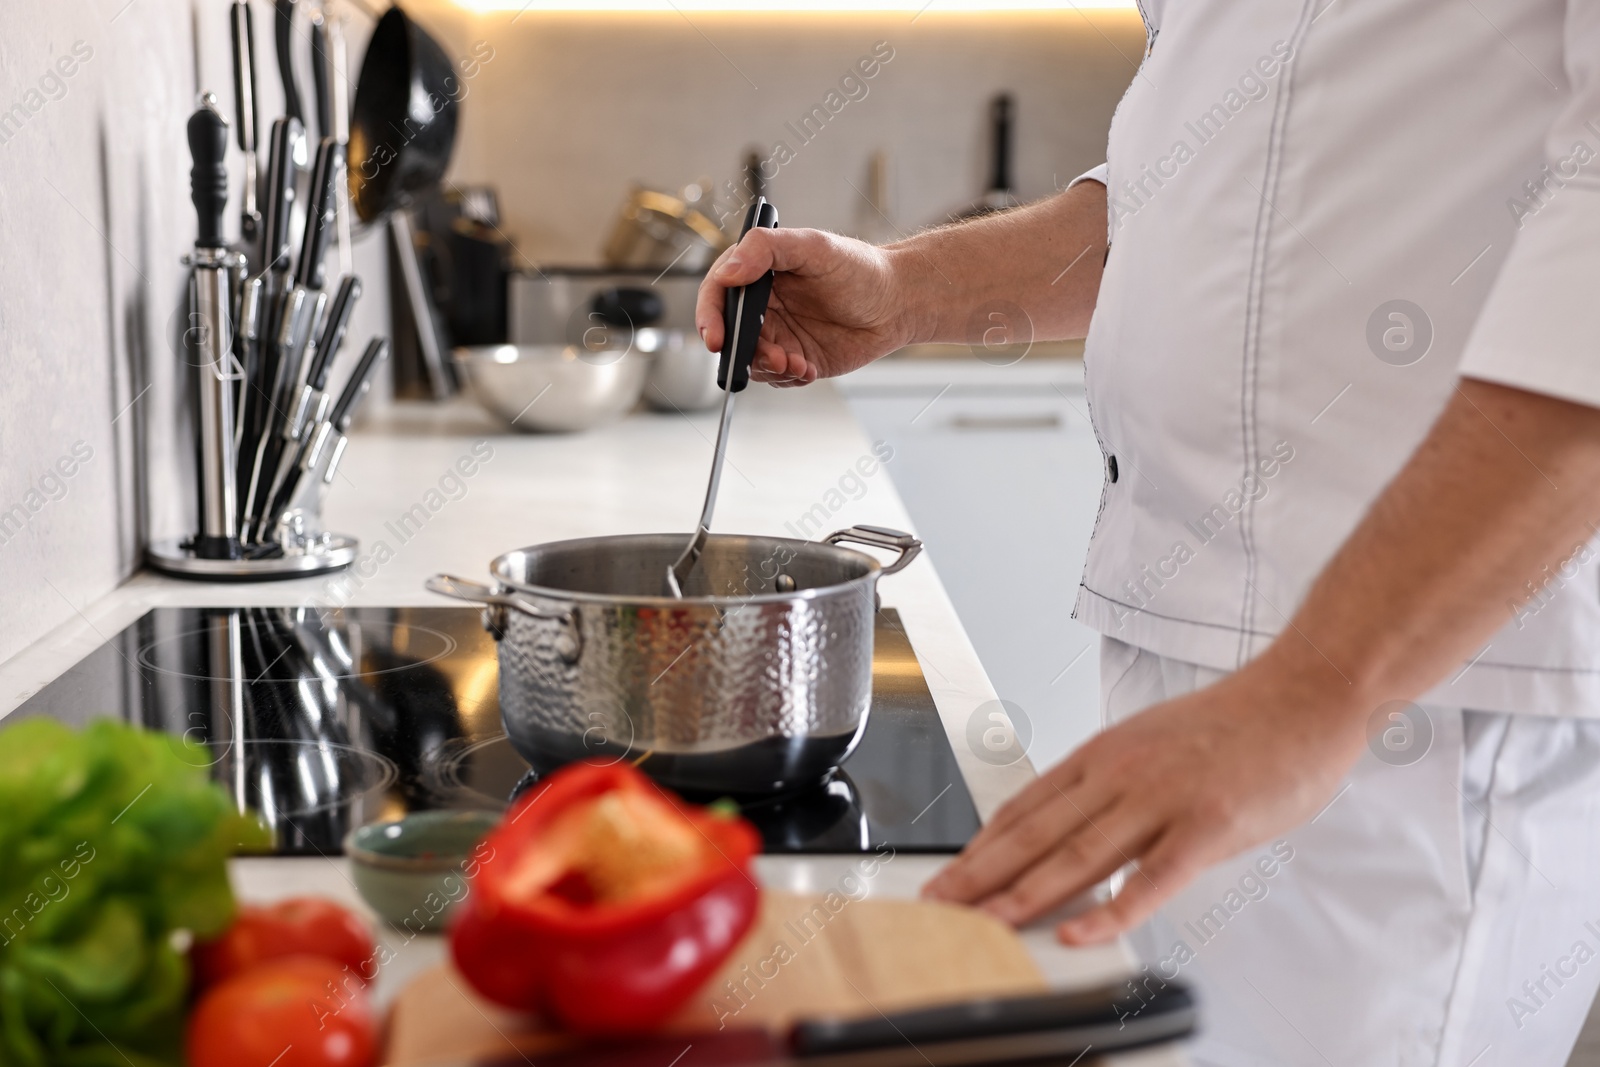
[453,344,650,433]
[426,526,922,795]
[639,329,723,412]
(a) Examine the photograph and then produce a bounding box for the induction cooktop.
[9,606,981,857]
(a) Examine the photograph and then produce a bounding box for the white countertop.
[0,378,1182,1066]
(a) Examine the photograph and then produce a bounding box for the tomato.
[192,896,375,989]
[187,956,377,1067]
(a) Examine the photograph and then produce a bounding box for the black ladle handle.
[718,197,779,393]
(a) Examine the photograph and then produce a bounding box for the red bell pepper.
[449,759,762,1032]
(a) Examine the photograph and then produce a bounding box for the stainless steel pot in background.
[601,185,728,272]
[426,526,921,795]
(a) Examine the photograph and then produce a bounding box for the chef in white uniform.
[696,0,1600,1061]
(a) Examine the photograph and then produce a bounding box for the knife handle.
[330,337,388,431]
[261,117,299,274]
[310,14,332,142]
[718,197,779,393]
[307,274,362,391]
[187,98,230,250]
[790,983,1195,1056]
[296,138,339,291]
[274,0,302,125]
[230,1,257,153]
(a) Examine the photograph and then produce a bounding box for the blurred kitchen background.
[0,0,1141,762]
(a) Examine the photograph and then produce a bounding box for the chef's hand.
[923,657,1367,944]
[694,228,914,387]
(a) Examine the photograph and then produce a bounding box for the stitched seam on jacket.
[1079,583,1278,636]
[1236,0,1320,668]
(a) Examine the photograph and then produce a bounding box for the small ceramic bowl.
[344,810,502,932]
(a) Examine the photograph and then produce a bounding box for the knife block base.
[147,534,358,581]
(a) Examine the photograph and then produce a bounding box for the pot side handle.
[424,573,584,662]
[823,525,923,577]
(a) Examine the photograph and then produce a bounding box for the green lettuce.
[0,719,270,1066]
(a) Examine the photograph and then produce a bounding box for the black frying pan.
[347,5,459,223]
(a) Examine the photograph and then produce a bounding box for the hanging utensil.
[273,0,303,127]
[953,93,1019,221]
[186,95,244,561]
[348,5,460,399]
[310,10,332,144]
[666,197,778,598]
[230,0,261,249]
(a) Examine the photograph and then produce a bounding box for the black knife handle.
[791,983,1196,1057]
[718,197,779,393]
[187,101,230,250]
[310,15,332,142]
[230,1,257,153]
[331,338,388,430]
[307,275,362,391]
[261,117,299,274]
[274,0,302,125]
[296,138,339,291]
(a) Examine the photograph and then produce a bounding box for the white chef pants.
[1100,636,1600,1067]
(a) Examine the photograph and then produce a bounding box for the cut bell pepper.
[450,760,762,1032]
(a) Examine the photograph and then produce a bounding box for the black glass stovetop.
[9,606,980,857]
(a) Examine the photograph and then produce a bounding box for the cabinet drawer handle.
[947,413,1063,431]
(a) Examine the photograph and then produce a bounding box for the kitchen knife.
[327,336,388,436]
[258,116,300,280]
[186,95,243,560]
[236,116,304,523]
[295,136,340,293]
[231,271,263,454]
[274,0,302,126]
[247,136,339,539]
[448,982,1196,1067]
[270,337,387,535]
[257,274,361,532]
[310,12,332,145]
[230,0,260,248]
[717,197,779,392]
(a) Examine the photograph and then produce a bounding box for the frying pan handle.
[425,574,583,661]
[823,526,923,577]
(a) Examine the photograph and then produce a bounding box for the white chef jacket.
[1073,0,1600,715]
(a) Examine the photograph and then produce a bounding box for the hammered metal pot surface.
[487,533,887,795]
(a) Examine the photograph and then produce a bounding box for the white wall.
[407,3,1144,263]
[0,0,388,665]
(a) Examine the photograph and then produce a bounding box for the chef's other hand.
[695,228,912,387]
[923,659,1367,944]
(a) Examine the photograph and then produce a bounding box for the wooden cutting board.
[385,891,1046,1066]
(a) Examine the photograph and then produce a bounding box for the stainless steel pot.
[425,526,921,795]
[601,185,728,272]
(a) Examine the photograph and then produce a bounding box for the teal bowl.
[344,810,502,932]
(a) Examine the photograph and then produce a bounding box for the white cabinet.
[840,362,1107,770]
